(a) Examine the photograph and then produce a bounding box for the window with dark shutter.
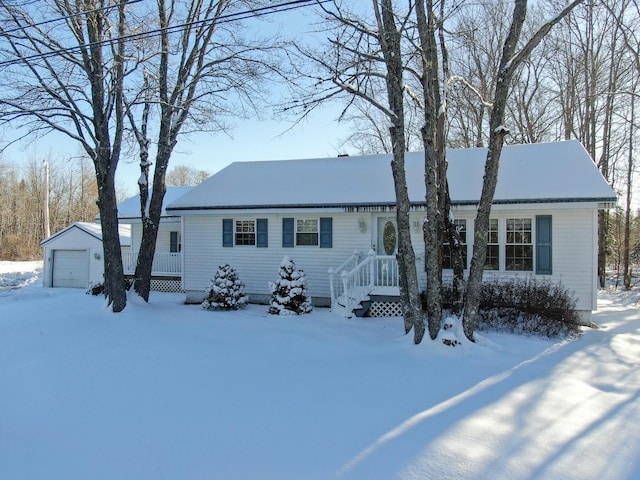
[223,219,233,247]
[257,219,268,248]
[282,218,294,248]
[536,215,552,275]
[319,217,333,248]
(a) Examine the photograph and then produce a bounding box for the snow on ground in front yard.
[0,261,42,289]
[0,262,638,480]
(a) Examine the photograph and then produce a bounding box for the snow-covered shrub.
[202,264,248,310]
[268,256,312,315]
[86,278,132,296]
[437,277,582,337]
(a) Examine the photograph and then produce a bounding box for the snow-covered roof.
[41,222,131,247]
[166,140,617,212]
[116,186,193,219]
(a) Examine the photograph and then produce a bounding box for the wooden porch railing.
[328,250,400,317]
[122,252,182,276]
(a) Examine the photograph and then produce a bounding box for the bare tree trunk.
[623,90,635,289]
[415,0,443,340]
[91,0,127,312]
[463,0,583,341]
[376,0,424,343]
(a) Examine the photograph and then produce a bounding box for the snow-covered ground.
[0,261,41,289]
[0,261,638,480]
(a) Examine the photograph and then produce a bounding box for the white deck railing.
[329,250,400,317]
[122,252,182,276]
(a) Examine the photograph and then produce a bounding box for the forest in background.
[0,157,207,260]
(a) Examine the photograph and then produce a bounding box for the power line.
[0,0,144,36]
[0,0,329,68]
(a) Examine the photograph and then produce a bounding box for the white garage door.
[52,250,89,288]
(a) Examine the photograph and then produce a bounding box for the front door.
[375,217,398,287]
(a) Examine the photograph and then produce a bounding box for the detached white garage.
[41,222,131,289]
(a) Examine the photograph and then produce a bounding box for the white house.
[166,140,617,322]
[41,222,131,289]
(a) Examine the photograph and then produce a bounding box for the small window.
[170,231,181,253]
[296,219,318,246]
[235,220,255,246]
[484,219,499,270]
[506,218,533,271]
[443,219,467,269]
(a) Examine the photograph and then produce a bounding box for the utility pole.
[43,159,50,239]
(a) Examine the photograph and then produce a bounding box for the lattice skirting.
[150,278,183,293]
[368,300,402,317]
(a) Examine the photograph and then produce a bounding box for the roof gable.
[167,141,617,211]
[116,186,193,219]
[41,222,131,247]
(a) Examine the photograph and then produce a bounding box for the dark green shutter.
[170,231,179,253]
[320,217,333,248]
[223,219,233,247]
[536,215,552,275]
[257,219,268,248]
[282,218,294,247]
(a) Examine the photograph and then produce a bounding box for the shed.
[41,222,131,289]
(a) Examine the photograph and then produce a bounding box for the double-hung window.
[485,219,499,270]
[506,218,533,271]
[296,219,319,246]
[283,217,332,248]
[223,218,268,247]
[442,219,467,269]
[235,220,255,246]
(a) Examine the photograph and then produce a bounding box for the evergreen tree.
[269,256,312,315]
[202,264,248,310]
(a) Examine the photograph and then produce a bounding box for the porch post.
[368,249,376,290]
[341,270,351,314]
[328,267,336,311]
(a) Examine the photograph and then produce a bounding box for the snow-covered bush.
[268,256,312,315]
[436,277,582,337]
[202,264,248,310]
[86,278,132,296]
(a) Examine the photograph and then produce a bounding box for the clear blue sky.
[0,3,357,198]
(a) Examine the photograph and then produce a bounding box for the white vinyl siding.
[183,213,362,299]
[182,206,598,314]
[129,221,180,254]
[436,208,597,313]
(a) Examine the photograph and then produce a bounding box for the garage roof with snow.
[40,222,131,247]
[166,140,617,212]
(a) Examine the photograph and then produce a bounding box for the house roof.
[115,186,193,219]
[41,222,131,247]
[166,140,617,211]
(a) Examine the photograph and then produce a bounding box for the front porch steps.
[353,295,402,318]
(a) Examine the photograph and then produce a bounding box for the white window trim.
[442,216,537,273]
[234,219,256,246]
[295,218,319,246]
